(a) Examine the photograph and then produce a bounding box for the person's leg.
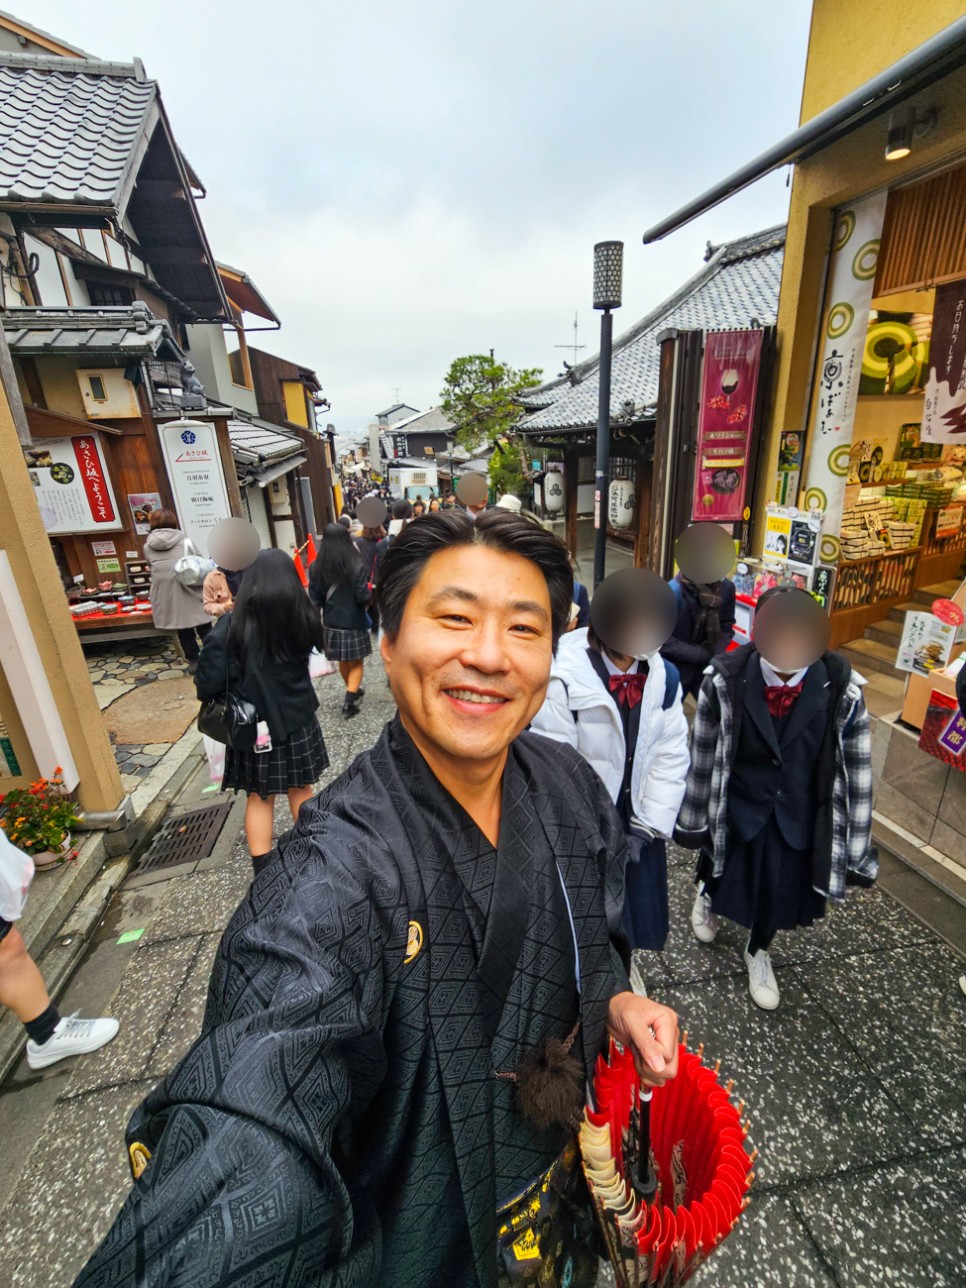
[245,792,276,875]
[196,622,213,646]
[0,923,50,1025]
[287,784,314,822]
[0,923,119,1067]
[744,920,779,1009]
[342,659,364,694]
[176,626,201,662]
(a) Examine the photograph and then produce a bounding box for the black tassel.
[512,1031,584,1132]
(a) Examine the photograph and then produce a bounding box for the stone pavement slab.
[0,1079,156,1287]
[659,968,920,1188]
[794,1145,966,1288]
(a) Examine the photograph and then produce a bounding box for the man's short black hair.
[392,499,413,521]
[378,509,574,649]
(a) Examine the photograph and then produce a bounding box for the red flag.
[293,551,308,587]
[306,534,318,565]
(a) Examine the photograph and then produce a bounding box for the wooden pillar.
[633,446,652,567]
[212,415,246,519]
[0,343,123,811]
[564,448,578,560]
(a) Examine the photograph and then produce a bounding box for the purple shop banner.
[922,282,966,442]
[938,709,966,757]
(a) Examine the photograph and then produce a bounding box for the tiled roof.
[389,405,455,434]
[518,225,785,434]
[0,52,155,206]
[228,417,305,465]
[2,303,181,357]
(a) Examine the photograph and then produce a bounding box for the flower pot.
[31,834,72,872]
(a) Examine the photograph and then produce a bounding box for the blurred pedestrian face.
[381,544,554,770]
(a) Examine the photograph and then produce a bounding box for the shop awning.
[251,455,307,488]
[642,14,966,245]
[227,416,306,488]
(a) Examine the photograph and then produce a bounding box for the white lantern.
[608,478,634,529]
[544,468,565,513]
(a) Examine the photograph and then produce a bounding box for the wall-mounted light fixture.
[885,104,938,161]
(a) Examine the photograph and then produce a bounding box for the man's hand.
[606,992,680,1088]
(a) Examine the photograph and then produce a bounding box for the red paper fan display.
[579,1038,755,1286]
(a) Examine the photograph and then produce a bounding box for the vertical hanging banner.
[158,419,233,557]
[691,329,763,522]
[922,282,966,442]
[801,192,888,563]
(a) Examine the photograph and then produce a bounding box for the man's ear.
[380,631,392,674]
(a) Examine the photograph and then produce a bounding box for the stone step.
[911,580,962,609]
[865,618,903,647]
[841,636,900,677]
[889,602,922,624]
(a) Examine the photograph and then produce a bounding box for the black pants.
[176,623,212,662]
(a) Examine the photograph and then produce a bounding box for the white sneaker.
[744,949,780,1011]
[26,1012,120,1070]
[691,888,719,944]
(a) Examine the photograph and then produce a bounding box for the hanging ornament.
[608,478,634,529]
[544,468,565,512]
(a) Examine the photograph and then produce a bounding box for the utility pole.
[555,312,587,367]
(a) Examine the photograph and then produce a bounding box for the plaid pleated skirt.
[323,626,372,661]
[222,718,329,799]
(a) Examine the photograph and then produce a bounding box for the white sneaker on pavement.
[744,949,780,1010]
[691,888,719,944]
[26,1013,120,1070]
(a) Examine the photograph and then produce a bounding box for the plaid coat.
[676,645,877,900]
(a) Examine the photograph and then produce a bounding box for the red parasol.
[579,1036,755,1286]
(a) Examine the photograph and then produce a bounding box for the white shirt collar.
[758,656,808,688]
[599,649,640,678]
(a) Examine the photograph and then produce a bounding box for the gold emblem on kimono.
[404,920,424,964]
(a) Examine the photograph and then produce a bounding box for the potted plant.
[0,768,80,871]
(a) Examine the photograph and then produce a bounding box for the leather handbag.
[197,618,257,750]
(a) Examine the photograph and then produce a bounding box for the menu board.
[691,329,763,523]
[23,433,122,535]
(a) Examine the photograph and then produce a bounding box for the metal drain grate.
[139,802,234,872]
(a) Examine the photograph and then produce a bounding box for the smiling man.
[76,510,679,1288]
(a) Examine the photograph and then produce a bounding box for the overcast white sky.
[29,0,812,434]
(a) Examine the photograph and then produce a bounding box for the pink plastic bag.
[309,648,335,679]
[0,829,35,921]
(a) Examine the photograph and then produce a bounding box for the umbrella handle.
[632,1086,658,1203]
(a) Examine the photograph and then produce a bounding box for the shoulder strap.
[661,660,681,710]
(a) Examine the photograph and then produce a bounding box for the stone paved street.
[1,652,964,1287]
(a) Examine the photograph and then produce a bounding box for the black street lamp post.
[592,240,623,589]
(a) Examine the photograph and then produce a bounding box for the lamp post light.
[592,239,623,588]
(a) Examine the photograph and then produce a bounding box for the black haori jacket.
[75,719,630,1288]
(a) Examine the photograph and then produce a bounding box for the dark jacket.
[573,580,591,630]
[194,612,322,743]
[74,719,629,1288]
[308,557,371,630]
[660,575,736,696]
[354,536,381,587]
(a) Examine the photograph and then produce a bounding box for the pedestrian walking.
[0,832,118,1070]
[676,587,877,1010]
[76,509,679,1288]
[308,523,372,717]
[143,509,211,672]
[531,574,689,958]
[195,548,329,877]
[202,517,260,620]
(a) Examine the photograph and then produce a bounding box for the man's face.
[381,543,554,767]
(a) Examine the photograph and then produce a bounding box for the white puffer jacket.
[530,628,690,839]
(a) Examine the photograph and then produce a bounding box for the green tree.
[488,435,529,500]
[440,352,542,450]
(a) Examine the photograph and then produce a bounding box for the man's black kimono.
[75,718,630,1288]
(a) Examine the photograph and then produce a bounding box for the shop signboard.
[895,610,956,676]
[762,511,792,560]
[934,505,964,539]
[922,282,966,443]
[158,420,232,558]
[691,328,763,522]
[801,191,888,562]
[23,433,122,536]
[774,430,803,506]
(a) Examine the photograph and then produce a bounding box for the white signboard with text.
[158,420,232,557]
[24,433,122,535]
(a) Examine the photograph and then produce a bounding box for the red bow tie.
[764,682,803,720]
[608,671,646,709]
